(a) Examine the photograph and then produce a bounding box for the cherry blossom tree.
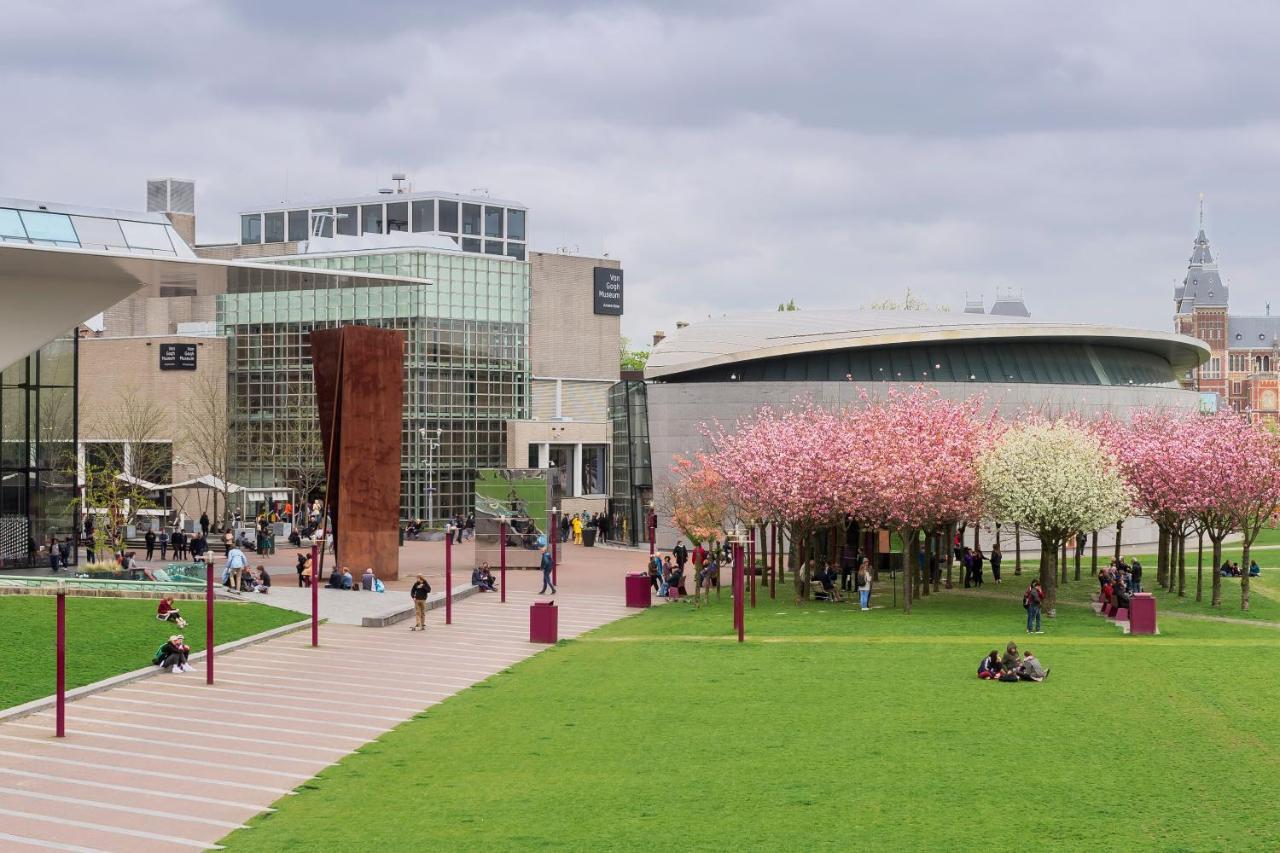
[850,387,994,612]
[662,455,730,545]
[1181,412,1280,609]
[979,420,1131,616]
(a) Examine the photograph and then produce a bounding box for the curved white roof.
[645,310,1210,379]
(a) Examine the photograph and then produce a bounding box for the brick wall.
[528,251,621,381]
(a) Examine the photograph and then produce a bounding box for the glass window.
[461,203,481,235]
[411,199,434,232]
[287,209,309,242]
[241,213,262,244]
[0,208,28,240]
[120,220,173,251]
[387,201,409,232]
[461,237,481,253]
[336,205,358,236]
[484,240,504,255]
[484,206,503,238]
[527,444,540,468]
[507,209,526,241]
[264,211,286,243]
[505,242,526,261]
[361,204,385,235]
[19,211,78,245]
[69,216,127,249]
[439,200,459,233]
[582,445,607,495]
[311,208,334,238]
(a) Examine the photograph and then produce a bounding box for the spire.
[1199,191,1205,231]
[1179,195,1227,309]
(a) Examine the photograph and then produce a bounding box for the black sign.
[159,343,197,371]
[593,267,624,316]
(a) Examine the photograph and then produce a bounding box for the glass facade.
[661,341,1181,387]
[0,335,78,566]
[608,380,652,547]
[221,250,530,523]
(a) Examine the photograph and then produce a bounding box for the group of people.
[307,560,384,593]
[977,642,1050,682]
[956,540,1003,587]
[1220,560,1260,577]
[471,562,498,592]
[445,515,476,543]
[1097,556,1143,611]
[559,511,611,545]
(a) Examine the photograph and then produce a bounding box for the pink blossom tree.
[847,387,994,612]
[661,455,730,546]
[1181,412,1280,609]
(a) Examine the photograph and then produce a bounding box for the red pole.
[749,529,757,608]
[499,522,507,603]
[649,513,656,557]
[550,511,558,586]
[735,543,745,642]
[55,588,65,737]
[770,523,777,599]
[310,543,319,647]
[445,533,453,625]
[205,560,214,685]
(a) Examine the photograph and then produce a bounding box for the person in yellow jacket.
[571,514,583,545]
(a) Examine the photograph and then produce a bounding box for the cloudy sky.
[4,0,1280,344]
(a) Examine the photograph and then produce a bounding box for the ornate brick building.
[1173,207,1280,419]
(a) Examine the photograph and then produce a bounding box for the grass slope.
[0,596,301,709]
[220,586,1280,852]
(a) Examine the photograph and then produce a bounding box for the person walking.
[673,540,688,574]
[571,514,583,545]
[199,512,210,536]
[225,545,248,594]
[144,528,156,561]
[539,546,556,594]
[990,544,1003,584]
[1024,579,1044,634]
[410,574,431,631]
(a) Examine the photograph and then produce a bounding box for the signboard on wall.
[159,343,197,370]
[593,267,624,315]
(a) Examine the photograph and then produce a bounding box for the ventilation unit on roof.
[146,178,195,214]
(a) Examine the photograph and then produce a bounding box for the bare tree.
[278,407,327,517]
[79,387,170,558]
[178,372,236,530]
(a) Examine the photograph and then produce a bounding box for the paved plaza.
[0,542,651,852]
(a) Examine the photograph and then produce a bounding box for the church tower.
[1175,196,1228,398]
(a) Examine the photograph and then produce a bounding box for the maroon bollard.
[549,510,558,586]
[1129,592,1158,635]
[205,560,215,684]
[310,543,319,647]
[499,522,507,604]
[734,543,745,643]
[445,534,453,625]
[55,582,66,737]
[530,600,558,643]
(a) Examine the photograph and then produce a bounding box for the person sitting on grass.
[1018,650,1050,682]
[1250,560,1261,577]
[978,650,1002,680]
[156,597,187,628]
[1001,641,1021,673]
[153,634,192,673]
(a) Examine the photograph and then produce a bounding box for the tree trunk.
[1074,533,1082,581]
[1060,539,1068,585]
[973,522,980,553]
[1114,520,1123,564]
[1040,540,1058,618]
[1195,530,1204,603]
[903,529,914,614]
[1014,523,1022,575]
[1242,538,1252,612]
[945,522,955,588]
[1091,530,1098,575]
[929,529,940,593]
[1176,527,1186,597]
[1211,535,1223,607]
[1156,525,1169,591]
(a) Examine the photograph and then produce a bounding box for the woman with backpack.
[857,559,873,610]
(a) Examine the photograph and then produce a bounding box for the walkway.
[0,586,637,852]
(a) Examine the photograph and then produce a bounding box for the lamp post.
[648,501,656,557]
[55,579,66,737]
[729,523,745,643]
[418,427,442,527]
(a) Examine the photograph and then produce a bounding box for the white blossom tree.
[979,421,1131,616]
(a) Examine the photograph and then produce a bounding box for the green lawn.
[220,582,1280,852]
[0,596,302,709]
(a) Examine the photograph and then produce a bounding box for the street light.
[418,426,442,525]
